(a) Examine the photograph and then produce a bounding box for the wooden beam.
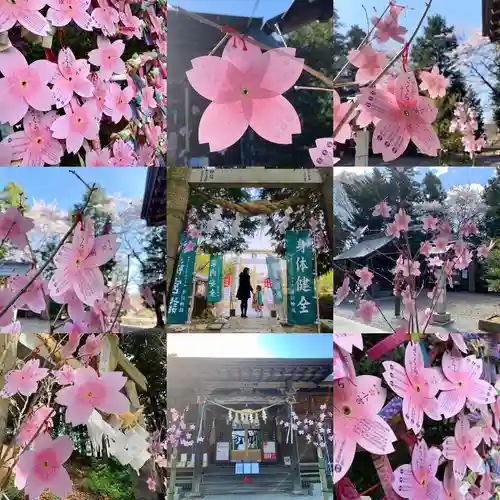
[188,167,324,188]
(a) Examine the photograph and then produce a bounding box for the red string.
[57,28,64,49]
[44,48,57,63]
[31,347,40,360]
[220,25,247,51]
[402,42,409,72]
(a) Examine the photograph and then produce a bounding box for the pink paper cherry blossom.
[50,100,99,154]
[46,0,95,31]
[78,334,103,362]
[392,438,444,500]
[48,217,118,306]
[372,5,408,44]
[477,409,498,447]
[0,47,57,126]
[51,289,86,324]
[0,140,13,166]
[442,416,484,480]
[109,139,136,166]
[419,65,449,99]
[119,3,142,39]
[382,341,442,434]
[87,77,112,119]
[91,0,120,35]
[309,137,338,166]
[53,364,76,386]
[92,297,113,331]
[443,462,465,500]
[5,110,64,166]
[51,47,95,108]
[88,37,126,81]
[61,332,83,359]
[186,36,304,151]
[347,44,388,85]
[10,270,48,314]
[333,90,352,143]
[434,332,468,353]
[467,467,493,499]
[356,299,378,323]
[357,71,441,161]
[86,147,112,167]
[356,267,373,289]
[333,375,397,484]
[55,366,130,425]
[105,83,134,123]
[147,477,157,491]
[16,433,73,499]
[437,351,496,418]
[16,405,54,446]
[373,200,391,217]
[333,333,363,353]
[0,0,51,36]
[0,207,34,247]
[3,359,49,397]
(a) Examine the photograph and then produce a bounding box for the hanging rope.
[190,187,310,215]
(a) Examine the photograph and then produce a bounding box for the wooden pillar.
[290,428,303,494]
[166,167,191,301]
[188,402,206,498]
[0,335,18,447]
[317,447,331,500]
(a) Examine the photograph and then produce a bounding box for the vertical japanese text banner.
[207,255,223,303]
[285,231,316,325]
[167,233,198,324]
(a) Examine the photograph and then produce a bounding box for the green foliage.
[482,167,500,239]
[140,225,166,284]
[421,171,447,203]
[484,246,500,291]
[318,293,332,320]
[80,458,134,500]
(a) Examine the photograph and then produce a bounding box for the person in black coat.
[236,267,253,318]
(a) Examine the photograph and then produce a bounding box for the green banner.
[266,255,284,305]
[207,255,223,303]
[286,231,317,325]
[167,233,198,324]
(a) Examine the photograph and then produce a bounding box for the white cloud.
[333,167,373,176]
[431,167,449,177]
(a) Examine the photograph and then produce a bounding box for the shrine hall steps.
[201,465,293,495]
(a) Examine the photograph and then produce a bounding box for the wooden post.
[166,167,191,301]
[188,403,206,498]
[317,447,330,500]
[0,334,19,448]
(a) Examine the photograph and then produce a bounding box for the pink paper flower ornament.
[186,37,304,151]
[5,110,64,166]
[48,217,118,306]
[10,270,48,314]
[51,47,95,108]
[46,0,95,31]
[437,351,496,418]
[0,47,57,126]
[88,37,126,81]
[442,416,484,481]
[357,71,441,161]
[392,438,444,500]
[333,375,397,484]
[419,65,449,99]
[0,0,51,36]
[16,434,73,499]
[372,4,408,44]
[382,341,442,434]
[0,207,34,248]
[50,100,99,154]
[55,366,130,425]
[2,359,49,397]
[309,137,339,166]
[347,44,388,84]
[16,405,54,446]
[443,462,465,500]
[333,333,363,353]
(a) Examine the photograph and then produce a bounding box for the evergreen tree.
[0,182,28,211]
[482,167,500,239]
[421,171,447,203]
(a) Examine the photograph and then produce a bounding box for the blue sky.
[167,333,333,358]
[170,0,293,20]
[0,168,148,211]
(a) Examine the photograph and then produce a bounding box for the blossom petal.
[409,123,440,157]
[84,234,118,268]
[372,119,410,161]
[73,268,105,305]
[333,432,356,484]
[257,48,304,94]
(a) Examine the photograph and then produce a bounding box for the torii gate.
[166,167,333,297]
